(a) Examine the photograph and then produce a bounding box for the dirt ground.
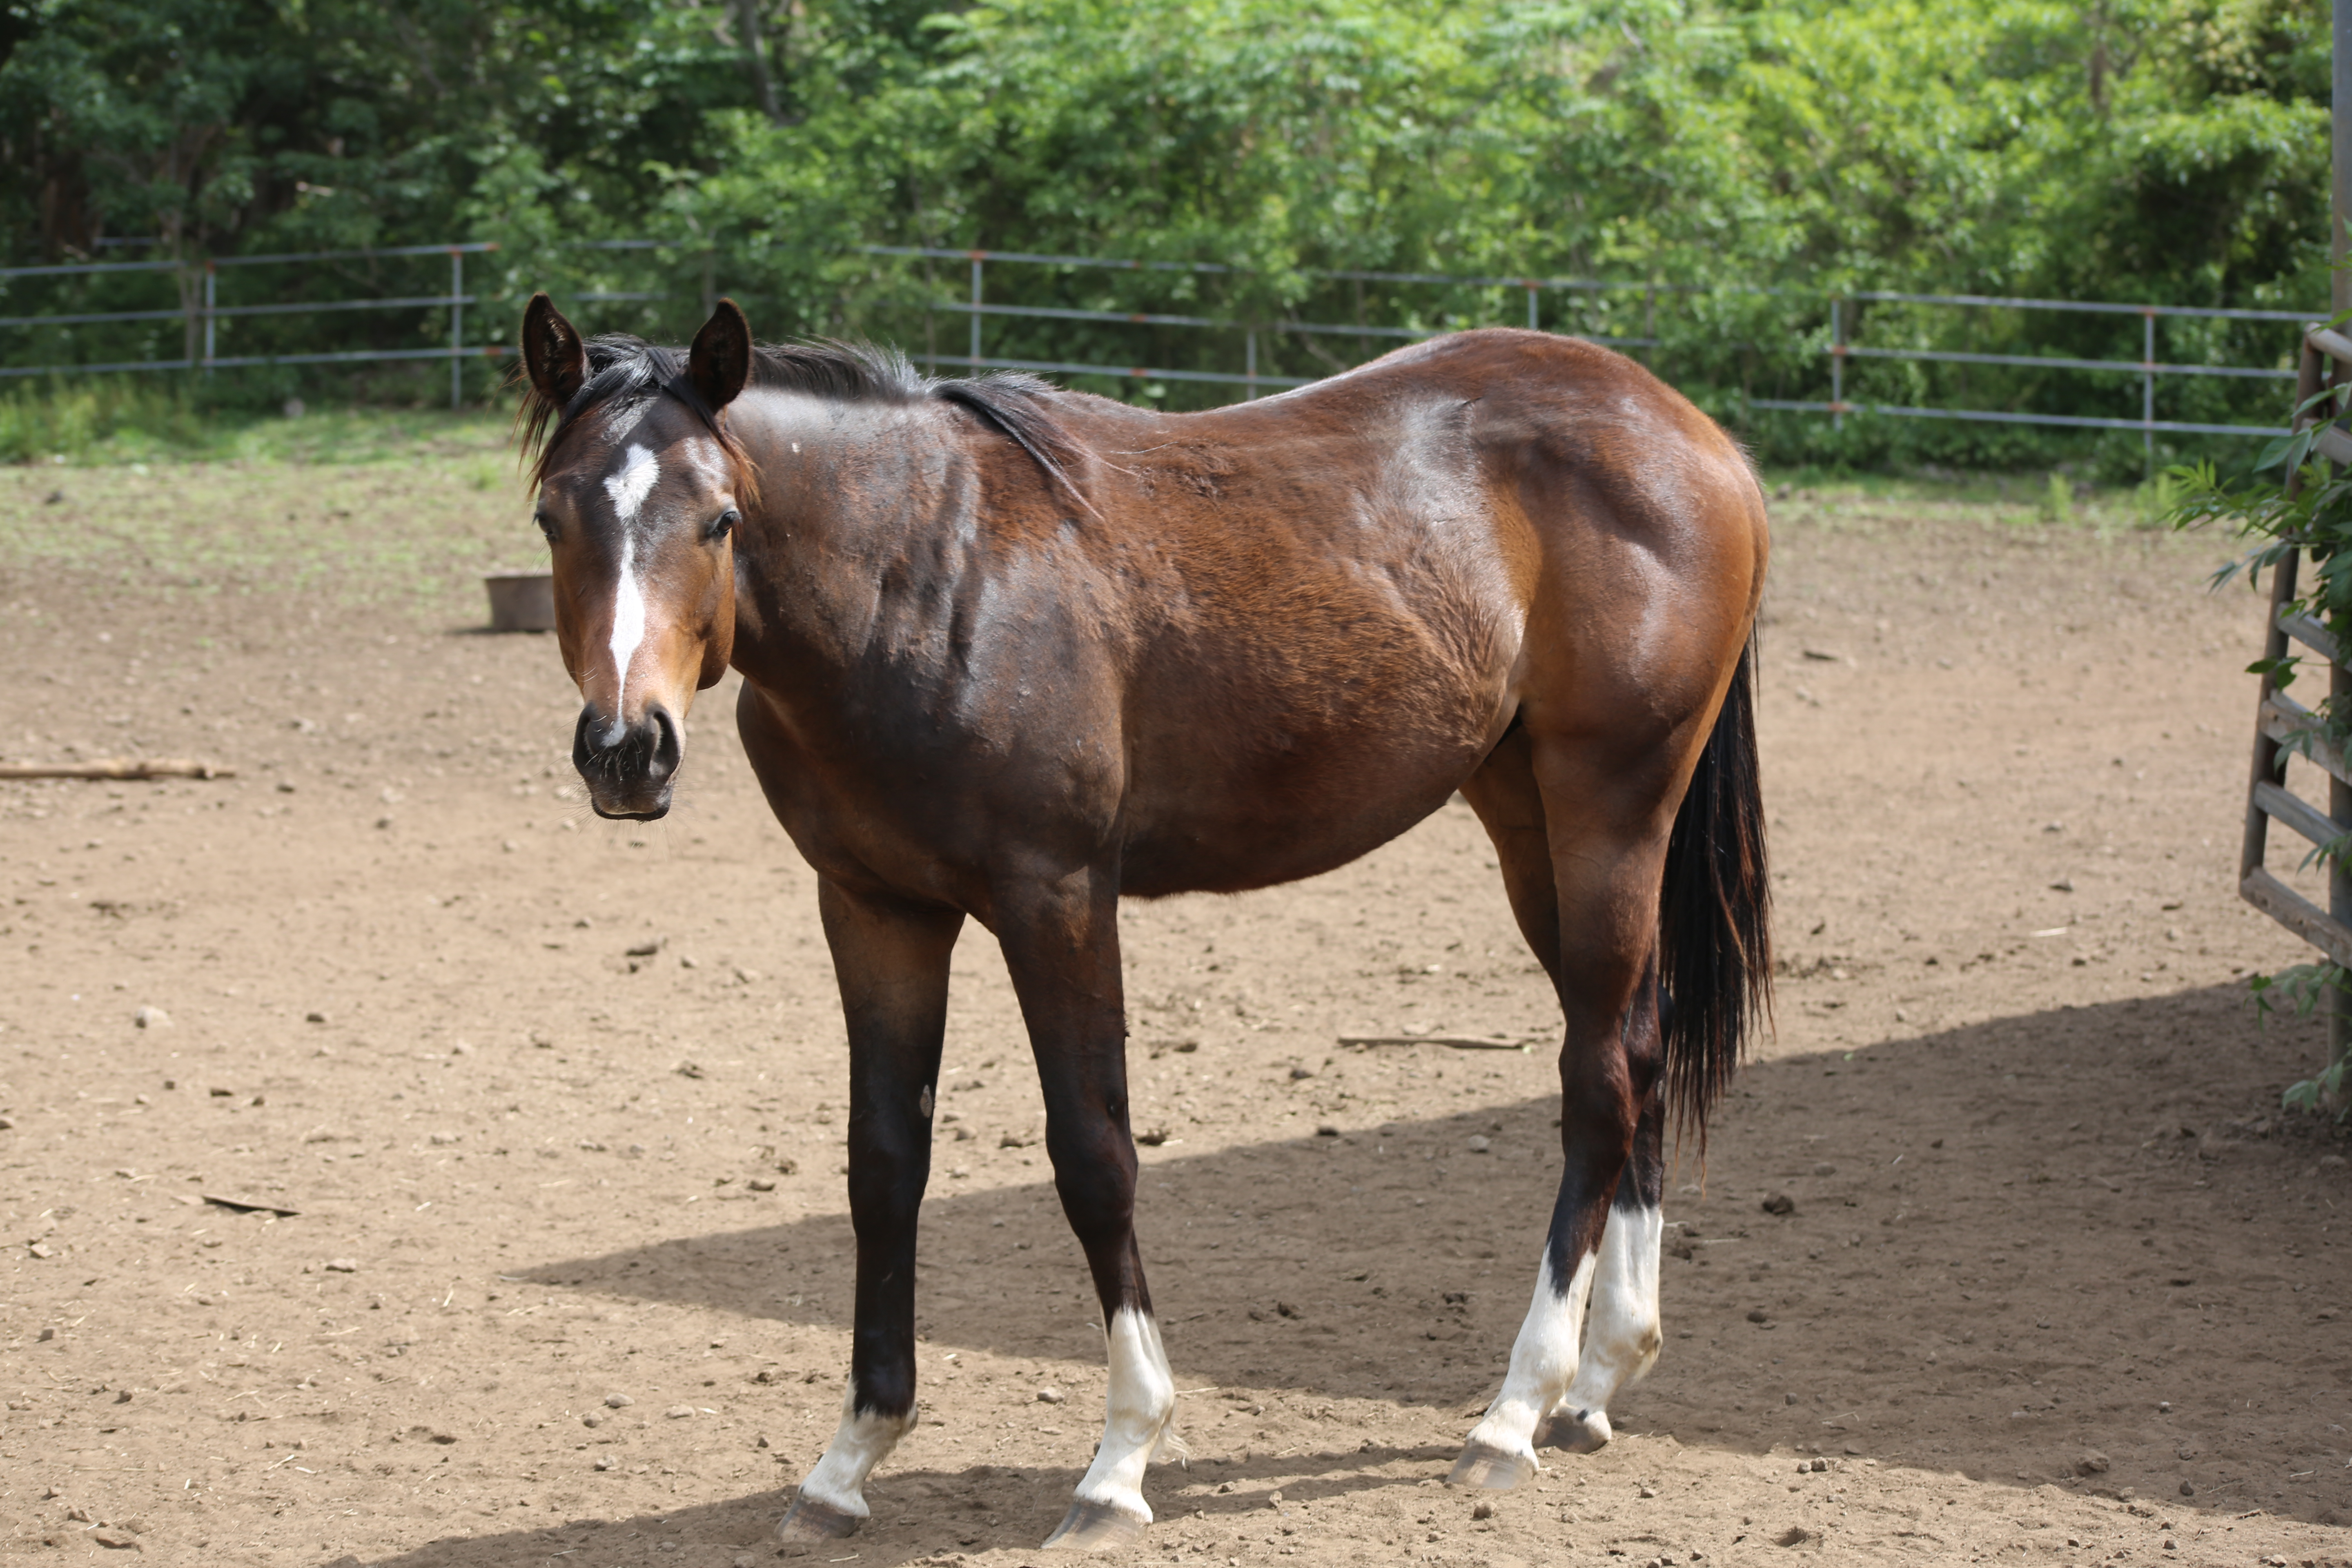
[4,453,2352,1568]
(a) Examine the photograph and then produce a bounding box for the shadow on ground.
[358,982,2345,1565]
[330,1444,1464,1568]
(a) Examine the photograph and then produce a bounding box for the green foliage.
[0,0,759,256]
[2044,472,2078,528]
[2171,366,2352,1117]
[0,0,2333,464]
[2247,962,2352,1116]
[0,376,510,464]
[0,377,207,463]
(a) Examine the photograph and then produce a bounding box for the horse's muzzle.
[572,703,682,820]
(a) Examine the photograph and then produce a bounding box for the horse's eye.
[534,510,559,543]
[709,508,739,542]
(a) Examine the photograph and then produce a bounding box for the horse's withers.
[522,294,748,820]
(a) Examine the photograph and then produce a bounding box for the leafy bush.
[0,0,2332,469]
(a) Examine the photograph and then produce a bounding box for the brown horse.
[515,294,1771,1551]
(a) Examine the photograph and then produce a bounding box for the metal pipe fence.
[0,242,505,407]
[861,247,2310,444]
[0,236,2321,441]
[856,242,1662,396]
[1748,288,2316,448]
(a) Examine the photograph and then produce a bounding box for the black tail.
[1658,635,1772,1143]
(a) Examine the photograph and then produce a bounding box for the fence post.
[1246,329,1257,399]
[2335,330,2352,1073]
[1526,283,1537,332]
[2142,308,2156,477]
[2336,646,2352,1076]
[969,253,984,368]
[203,263,216,377]
[1830,298,1843,433]
[450,249,464,412]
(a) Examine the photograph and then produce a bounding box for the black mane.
[521,333,1091,509]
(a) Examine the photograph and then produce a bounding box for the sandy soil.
[3,462,2351,1568]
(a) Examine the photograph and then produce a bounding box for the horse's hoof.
[776,1494,862,1550]
[1537,1406,1612,1454]
[1041,1498,1149,1550]
[1447,1441,1535,1491]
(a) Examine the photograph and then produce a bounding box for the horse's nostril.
[646,706,682,780]
[572,705,602,776]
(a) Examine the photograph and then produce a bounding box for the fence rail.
[0,236,2321,434]
[859,247,2309,440]
[1743,293,2307,452]
[0,243,502,405]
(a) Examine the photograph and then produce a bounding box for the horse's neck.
[728,388,953,665]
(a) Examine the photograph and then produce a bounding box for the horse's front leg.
[996,867,1181,1551]
[777,880,963,1546]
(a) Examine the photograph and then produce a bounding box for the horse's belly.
[1115,668,1503,896]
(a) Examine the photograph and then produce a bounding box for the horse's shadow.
[353,981,2338,1564]
[518,1091,1570,1406]
[333,1443,1458,1568]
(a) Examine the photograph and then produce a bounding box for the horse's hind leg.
[1451,731,1668,1490]
[995,869,1180,1551]
[1539,1087,1664,1454]
[778,880,962,1546]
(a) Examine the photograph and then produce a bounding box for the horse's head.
[519,294,753,820]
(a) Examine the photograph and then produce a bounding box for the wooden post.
[2317,18,2352,1056]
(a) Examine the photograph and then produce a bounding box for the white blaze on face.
[1463,1245,1599,1466]
[1071,1307,1181,1523]
[601,443,660,717]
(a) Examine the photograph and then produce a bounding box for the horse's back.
[1080,328,1763,609]
[1261,329,1768,748]
[1037,330,1764,894]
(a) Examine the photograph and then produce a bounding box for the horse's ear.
[521,293,586,406]
[688,298,753,412]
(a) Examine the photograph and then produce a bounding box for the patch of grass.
[0,379,517,468]
[1758,465,2187,537]
[0,400,541,620]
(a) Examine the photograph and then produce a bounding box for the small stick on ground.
[202,1194,300,1217]
[0,758,236,780]
[1338,1034,1532,1051]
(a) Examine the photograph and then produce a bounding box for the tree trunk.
[735,0,784,125]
